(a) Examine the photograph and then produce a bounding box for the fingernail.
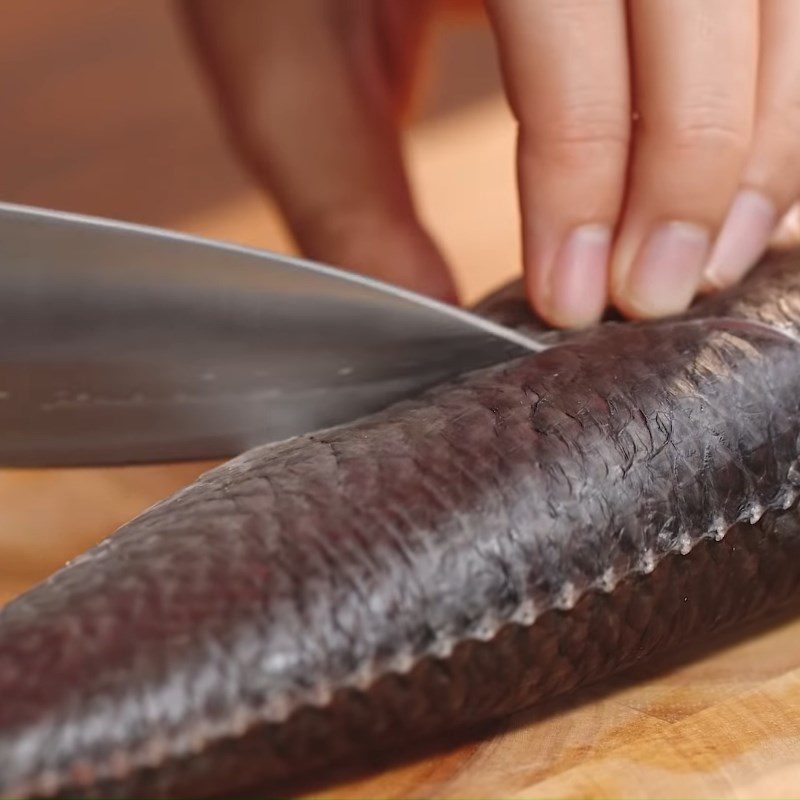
[625,222,710,317]
[548,225,610,327]
[705,190,777,288]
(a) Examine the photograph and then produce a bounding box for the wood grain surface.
[2,4,800,797]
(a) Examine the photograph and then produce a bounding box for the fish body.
[2,255,800,796]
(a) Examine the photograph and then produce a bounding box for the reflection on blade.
[0,203,541,465]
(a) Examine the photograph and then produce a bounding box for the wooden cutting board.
[3,3,800,796]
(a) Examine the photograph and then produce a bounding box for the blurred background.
[0,1,521,601]
[1,1,521,302]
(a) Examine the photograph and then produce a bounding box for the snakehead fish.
[2,252,800,797]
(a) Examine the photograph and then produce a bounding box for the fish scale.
[3,253,800,796]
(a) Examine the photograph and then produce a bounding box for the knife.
[0,202,543,466]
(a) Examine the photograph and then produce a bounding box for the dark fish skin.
[3,254,800,798]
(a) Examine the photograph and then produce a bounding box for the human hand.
[183,1,798,328]
[181,0,458,304]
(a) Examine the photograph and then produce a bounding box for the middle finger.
[611,0,759,318]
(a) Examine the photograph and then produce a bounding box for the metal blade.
[0,202,541,466]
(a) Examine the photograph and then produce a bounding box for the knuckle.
[664,106,750,159]
[524,101,630,167]
[742,104,800,205]
[757,99,800,149]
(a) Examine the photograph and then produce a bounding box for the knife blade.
[0,202,543,466]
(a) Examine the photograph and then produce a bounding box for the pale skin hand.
[182,0,800,328]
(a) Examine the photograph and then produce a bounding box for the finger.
[486,0,630,328]
[772,203,800,250]
[705,0,800,287]
[181,0,457,302]
[610,0,758,319]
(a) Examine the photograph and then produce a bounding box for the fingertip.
[298,207,459,305]
[770,202,800,250]
[703,189,776,290]
[611,222,710,320]
[526,225,610,329]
